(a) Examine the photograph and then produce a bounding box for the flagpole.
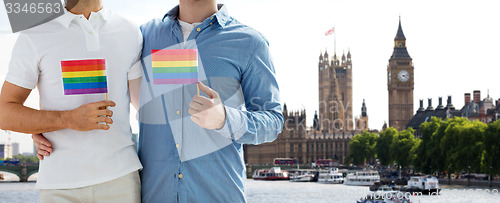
[334,26,336,54]
[105,93,109,126]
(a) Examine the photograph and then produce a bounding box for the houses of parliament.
[244,19,414,165]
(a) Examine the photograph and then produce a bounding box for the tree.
[414,117,442,174]
[483,120,500,181]
[376,127,397,166]
[390,128,418,170]
[441,118,486,178]
[13,154,39,164]
[347,131,377,166]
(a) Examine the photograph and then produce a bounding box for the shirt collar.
[163,4,230,28]
[54,8,111,28]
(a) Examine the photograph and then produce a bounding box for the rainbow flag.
[151,49,199,84]
[61,59,108,95]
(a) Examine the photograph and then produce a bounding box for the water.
[0,178,499,203]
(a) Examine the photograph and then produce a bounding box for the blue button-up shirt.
[138,5,283,202]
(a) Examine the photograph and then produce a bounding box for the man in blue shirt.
[34,0,283,202]
[137,1,283,202]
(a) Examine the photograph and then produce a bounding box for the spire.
[361,99,367,117]
[283,103,287,113]
[313,111,319,130]
[347,48,351,58]
[390,16,411,60]
[395,16,406,40]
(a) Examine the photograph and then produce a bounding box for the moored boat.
[318,168,344,184]
[403,175,440,194]
[252,167,289,180]
[289,169,317,182]
[344,170,380,186]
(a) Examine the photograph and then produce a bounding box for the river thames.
[0,177,499,202]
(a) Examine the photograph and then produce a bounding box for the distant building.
[461,91,497,124]
[355,99,369,131]
[388,18,414,131]
[22,152,34,156]
[0,144,12,159]
[12,142,19,156]
[245,25,389,166]
[407,90,498,137]
[244,106,369,166]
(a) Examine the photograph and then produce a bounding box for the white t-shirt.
[6,9,143,189]
[178,19,201,46]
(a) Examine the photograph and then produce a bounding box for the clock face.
[388,71,391,83]
[398,70,409,82]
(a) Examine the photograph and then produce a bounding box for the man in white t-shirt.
[0,0,143,202]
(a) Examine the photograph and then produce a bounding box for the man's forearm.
[215,106,284,145]
[0,102,68,134]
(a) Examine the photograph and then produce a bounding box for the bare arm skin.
[0,81,115,134]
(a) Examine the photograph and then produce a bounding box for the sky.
[0,0,499,153]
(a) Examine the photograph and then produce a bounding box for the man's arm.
[0,81,115,134]
[129,77,141,111]
[33,77,141,160]
[189,39,284,145]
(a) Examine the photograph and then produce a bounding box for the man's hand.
[32,134,52,160]
[62,100,116,131]
[188,82,226,130]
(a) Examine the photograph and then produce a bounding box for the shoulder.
[225,18,269,50]
[140,18,169,35]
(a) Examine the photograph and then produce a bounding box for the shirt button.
[210,17,214,20]
[178,174,183,179]
[89,31,94,35]
[196,27,201,32]
[176,110,180,115]
[176,144,180,148]
[209,22,212,25]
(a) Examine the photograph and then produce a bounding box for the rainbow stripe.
[61,59,108,95]
[151,49,199,84]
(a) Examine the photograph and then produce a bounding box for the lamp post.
[467,165,471,186]
[448,165,451,185]
[490,166,493,188]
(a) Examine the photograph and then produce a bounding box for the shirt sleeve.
[128,26,144,81]
[215,39,284,145]
[5,33,40,89]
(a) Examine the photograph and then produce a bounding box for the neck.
[66,0,103,19]
[178,0,218,23]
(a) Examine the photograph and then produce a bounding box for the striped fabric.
[151,49,199,84]
[61,59,108,95]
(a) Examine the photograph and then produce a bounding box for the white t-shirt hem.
[35,164,142,190]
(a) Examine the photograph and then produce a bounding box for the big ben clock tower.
[388,18,414,131]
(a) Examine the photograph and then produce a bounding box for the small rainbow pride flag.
[61,59,108,95]
[151,49,199,85]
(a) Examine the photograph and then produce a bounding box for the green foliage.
[440,118,486,174]
[376,127,397,166]
[390,128,418,169]
[12,154,39,164]
[345,117,500,178]
[414,117,442,174]
[347,131,378,166]
[483,120,500,175]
